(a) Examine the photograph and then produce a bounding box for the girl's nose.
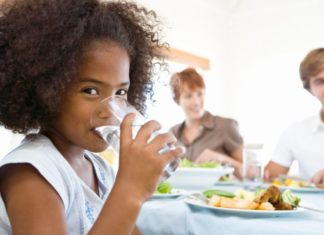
[97,102,111,119]
[96,104,120,126]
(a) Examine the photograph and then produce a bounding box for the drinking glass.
[95,95,180,181]
[242,143,264,189]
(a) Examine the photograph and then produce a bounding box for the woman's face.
[309,69,324,107]
[178,83,205,121]
[48,40,130,154]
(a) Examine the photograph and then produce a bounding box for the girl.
[0,0,184,234]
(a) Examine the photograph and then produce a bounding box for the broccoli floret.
[156,182,173,194]
[281,189,301,207]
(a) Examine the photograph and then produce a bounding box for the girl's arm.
[0,114,183,235]
[1,164,144,235]
[0,164,68,235]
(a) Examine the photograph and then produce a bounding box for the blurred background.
[1,0,324,168]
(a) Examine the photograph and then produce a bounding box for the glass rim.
[244,143,263,149]
[100,94,127,103]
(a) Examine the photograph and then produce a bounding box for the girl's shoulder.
[0,134,77,210]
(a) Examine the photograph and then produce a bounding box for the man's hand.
[310,169,324,185]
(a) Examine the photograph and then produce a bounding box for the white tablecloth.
[137,185,324,235]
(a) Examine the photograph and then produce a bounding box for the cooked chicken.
[267,185,281,204]
[254,185,296,210]
[254,185,281,205]
[273,201,293,210]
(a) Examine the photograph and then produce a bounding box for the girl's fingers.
[134,120,162,144]
[160,146,186,165]
[147,132,177,151]
[120,113,136,147]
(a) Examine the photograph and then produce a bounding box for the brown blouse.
[170,111,243,161]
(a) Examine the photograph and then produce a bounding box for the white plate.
[184,197,306,217]
[167,167,234,189]
[214,180,241,186]
[278,186,324,193]
[151,189,187,199]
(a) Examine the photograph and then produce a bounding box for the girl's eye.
[115,89,127,96]
[82,88,99,95]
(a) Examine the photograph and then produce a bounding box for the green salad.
[179,159,220,168]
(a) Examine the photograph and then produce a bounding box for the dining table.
[137,183,324,235]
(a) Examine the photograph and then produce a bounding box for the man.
[265,48,324,185]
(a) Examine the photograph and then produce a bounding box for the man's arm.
[264,161,289,181]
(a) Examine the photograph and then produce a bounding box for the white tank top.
[0,134,115,235]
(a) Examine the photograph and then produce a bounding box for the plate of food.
[166,159,234,189]
[185,185,307,217]
[272,176,324,193]
[151,182,186,199]
[152,189,185,199]
[277,186,324,193]
[214,175,241,186]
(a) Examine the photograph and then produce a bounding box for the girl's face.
[49,40,130,154]
[309,69,324,106]
[178,83,205,121]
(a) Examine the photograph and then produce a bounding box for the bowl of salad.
[166,159,234,189]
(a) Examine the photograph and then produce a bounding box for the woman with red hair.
[170,68,243,177]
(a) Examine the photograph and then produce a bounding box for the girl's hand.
[115,113,184,201]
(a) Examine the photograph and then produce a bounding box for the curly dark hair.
[0,0,166,134]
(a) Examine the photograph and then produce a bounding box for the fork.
[188,193,210,204]
[299,204,324,214]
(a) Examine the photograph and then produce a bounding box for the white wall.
[0,128,24,157]
[137,0,232,129]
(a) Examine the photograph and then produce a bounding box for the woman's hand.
[195,149,242,178]
[116,113,185,201]
[195,149,226,163]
